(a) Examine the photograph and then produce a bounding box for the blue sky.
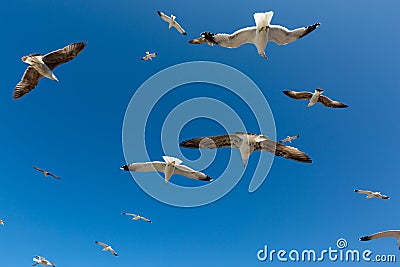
[1,0,399,266]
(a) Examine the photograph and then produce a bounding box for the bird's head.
[315,88,324,94]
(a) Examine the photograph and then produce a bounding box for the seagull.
[157,11,187,35]
[188,11,320,58]
[180,132,312,165]
[33,167,61,180]
[359,230,400,250]
[0,220,4,226]
[121,212,152,223]
[283,89,348,108]
[120,156,213,183]
[354,189,390,199]
[13,42,87,99]
[32,256,55,267]
[141,51,157,61]
[95,241,118,256]
[279,135,300,143]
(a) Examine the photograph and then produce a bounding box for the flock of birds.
[1,8,398,266]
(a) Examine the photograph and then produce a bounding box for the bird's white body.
[22,55,58,81]
[237,133,267,165]
[253,12,274,58]
[169,15,176,28]
[307,89,324,107]
[0,220,4,225]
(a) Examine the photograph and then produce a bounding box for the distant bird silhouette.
[33,167,61,180]
[354,189,390,199]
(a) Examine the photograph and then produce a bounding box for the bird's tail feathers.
[253,11,274,30]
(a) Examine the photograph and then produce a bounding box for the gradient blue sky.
[1,0,399,266]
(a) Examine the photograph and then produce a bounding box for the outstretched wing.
[318,95,348,108]
[256,139,312,163]
[43,42,87,70]
[48,172,61,180]
[174,164,213,181]
[211,27,256,48]
[13,67,42,100]
[157,11,171,23]
[95,241,108,248]
[121,161,166,172]
[283,90,313,100]
[360,230,400,241]
[180,134,242,149]
[354,189,373,195]
[33,166,45,173]
[268,23,320,45]
[122,212,137,217]
[140,216,152,223]
[173,21,187,35]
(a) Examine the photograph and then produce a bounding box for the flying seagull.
[122,212,152,223]
[0,220,4,226]
[283,89,348,108]
[32,256,55,267]
[180,132,312,165]
[189,11,320,58]
[141,51,157,61]
[95,241,118,256]
[279,135,300,143]
[359,230,400,250]
[33,167,61,180]
[121,156,213,183]
[354,189,390,199]
[157,11,187,35]
[13,42,87,99]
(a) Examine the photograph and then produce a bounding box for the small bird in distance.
[33,167,61,180]
[122,212,152,223]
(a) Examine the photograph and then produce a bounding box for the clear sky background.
[0,0,399,266]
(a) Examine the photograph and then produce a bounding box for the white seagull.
[0,220,4,226]
[279,135,300,143]
[32,256,55,267]
[360,230,400,250]
[122,212,152,223]
[354,189,390,200]
[141,51,157,61]
[121,156,213,183]
[14,42,87,99]
[180,132,312,165]
[189,11,320,58]
[283,89,348,108]
[95,241,118,256]
[157,11,187,35]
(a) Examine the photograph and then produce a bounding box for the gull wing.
[122,212,137,217]
[121,161,166,172]
[354,189,373,195]
[95,241,109,248]
[256,139,312,163]
[13,67,42,100]
[173,21,187,35]
[43,42,87,70]
[173,164,212,181]
[360,230,400,241]
[318,95,348,108]
[139,216,152,223]
[180,134,242,149]
[48,172,61,180]
[268,23,320,45]
[211,27,256,48]
[33,166,45,173]
[283,90,313,100]
[157,11,171,23]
